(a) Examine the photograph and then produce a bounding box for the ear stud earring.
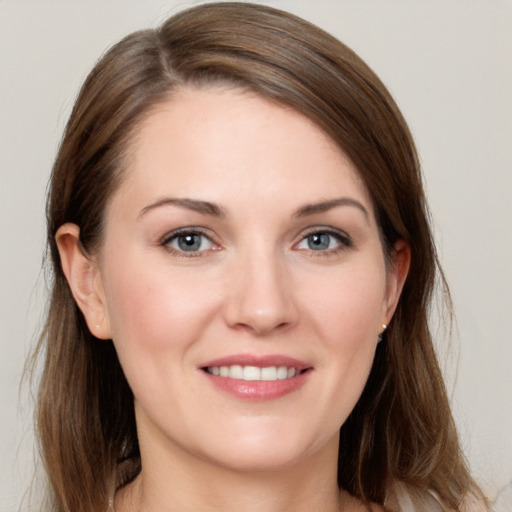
[377,324,387,343]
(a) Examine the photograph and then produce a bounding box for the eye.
[163,230,215,253]
[295,229,351,252]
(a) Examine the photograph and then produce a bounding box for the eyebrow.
[138,198,227,218]
[138,196,369,222]
[294,197,369,221]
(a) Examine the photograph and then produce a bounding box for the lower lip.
[202,370,311,400]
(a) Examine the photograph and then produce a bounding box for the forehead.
[112,86,372,217]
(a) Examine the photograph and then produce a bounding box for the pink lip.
[199,353,313,401]
[200,353,311,370]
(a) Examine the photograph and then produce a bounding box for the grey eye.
[167,233,213,252]
[297,232,340,251]
[295,229,352,253]
[306,233,331,250]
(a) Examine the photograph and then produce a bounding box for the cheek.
[285,264,387,440]
[304,264,387,345]
[101,257,220,355]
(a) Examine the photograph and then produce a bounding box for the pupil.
[178,234,201,251]
[309,233,329,250]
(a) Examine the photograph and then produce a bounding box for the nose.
[222,250,299,336]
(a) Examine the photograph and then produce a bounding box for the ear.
[382,239,411,325]
[55,223,112,340]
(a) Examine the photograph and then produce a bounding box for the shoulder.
[385,481,489,512]
[339,489,387,512]
[385,482,489,512]
[385,482,444,512]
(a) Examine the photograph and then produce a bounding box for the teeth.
[277,366,288,379]
[260,367,275,380]
[229,365,243,379]
[206,365,300,381]
[243,366,260,381]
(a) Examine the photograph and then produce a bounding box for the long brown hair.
[35,3,484,511]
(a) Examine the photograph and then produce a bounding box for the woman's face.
[92,87,405,473]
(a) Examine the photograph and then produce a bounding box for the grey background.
[1,1,511,510]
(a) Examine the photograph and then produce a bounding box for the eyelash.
[294,227,353,256]
[161,227,219,258]
[160,226,353,257]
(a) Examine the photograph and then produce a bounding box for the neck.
[116,437,345,512]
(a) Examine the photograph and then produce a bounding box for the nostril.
[221,268,299,334]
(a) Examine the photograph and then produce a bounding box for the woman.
[35,2,488,511]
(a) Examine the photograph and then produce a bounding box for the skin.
[57,87,409,512]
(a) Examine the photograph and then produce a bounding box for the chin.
[203,446,311,474]
[191,425,337,474]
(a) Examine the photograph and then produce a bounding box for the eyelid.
[158,225,352,256]
[294,226,353,251]
[161,226,206,244]
[160,226,221,255]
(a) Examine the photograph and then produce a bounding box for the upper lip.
[200,353,311,371]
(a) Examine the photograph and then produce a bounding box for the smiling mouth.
[204,365,307,381]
